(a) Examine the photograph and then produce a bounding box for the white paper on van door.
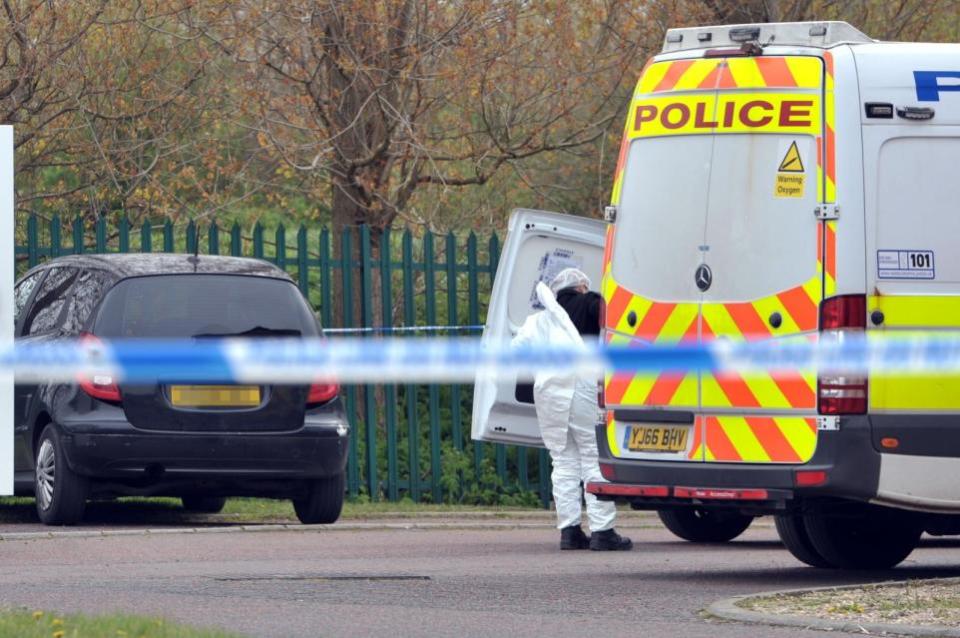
[877,249,935,279]
[530,248,583,309]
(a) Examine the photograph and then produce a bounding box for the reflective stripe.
[704,416,817,463]
[870,296,960,411]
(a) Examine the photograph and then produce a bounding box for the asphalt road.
[2,513,960,638]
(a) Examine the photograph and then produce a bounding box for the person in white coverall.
[512,268,633,551]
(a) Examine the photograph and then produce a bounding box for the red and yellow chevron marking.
[636,57,822,94]
[702,416,817,463]
[605,414,817,464]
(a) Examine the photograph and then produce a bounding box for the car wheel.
[657,508,753,543]
[803,505,922,569]
[34,425,88,526]
[775,513,832,568]
[181,496,227,513]
[293,472,345,525]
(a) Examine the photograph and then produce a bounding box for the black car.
[12,254,350,525]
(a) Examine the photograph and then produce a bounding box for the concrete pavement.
[2,514,960,637]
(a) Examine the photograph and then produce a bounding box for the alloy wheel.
[36,439,55,510]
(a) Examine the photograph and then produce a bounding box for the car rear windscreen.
[94,274,319,338]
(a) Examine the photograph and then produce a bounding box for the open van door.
[471,209,605,447]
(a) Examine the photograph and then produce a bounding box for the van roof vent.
[662,21,873,53]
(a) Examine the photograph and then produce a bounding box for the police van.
[473,22,960,569]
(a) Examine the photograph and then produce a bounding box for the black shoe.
[590,528,633,551]
[560,525,591,550]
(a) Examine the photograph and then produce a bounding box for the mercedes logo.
[695,264,712,292]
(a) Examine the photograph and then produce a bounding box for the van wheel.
[34,425,88,525]
[181,496,227,513]
[775,513,831,568]
[293,472,345,524]
[657,508,753,543]
[803,505,922,569]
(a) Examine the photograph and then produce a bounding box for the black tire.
[34,425,88,525]
[657,508,753,543]
[803,505,922,569]
[775,513,832,568]
[181,495,227,513]
[293,472,345,525]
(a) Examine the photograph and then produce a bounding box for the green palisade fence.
[15,214,550,507]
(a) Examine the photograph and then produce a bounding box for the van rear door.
[604,55,826,464]
[698,57,824,464]
[471,209,605,447]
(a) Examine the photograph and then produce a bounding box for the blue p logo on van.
[915,71,960,101]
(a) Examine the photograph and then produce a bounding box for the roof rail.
[662,21,873,53]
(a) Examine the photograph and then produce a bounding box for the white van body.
[475,22,960,568]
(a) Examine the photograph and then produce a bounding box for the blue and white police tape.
[3,332,960,384]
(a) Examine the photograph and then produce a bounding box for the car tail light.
[307,382,339,405]
[818,295,867,415]
[77,333,122,403]
[598,462,615,481]
[794,470,828,487]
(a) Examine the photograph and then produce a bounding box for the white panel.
[0,126,12,495]
[612,136,710,302]
[875,136,960,293]
[876,453,960,513]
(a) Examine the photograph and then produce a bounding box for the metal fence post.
[341,228,359,498]
[401,229,419,501]
[141,221,152,253]
[360,225,377,501]
[319,228,332,328]
[118,217,129,253]
[380,227,398,501]
[275,224,286,269]
[467,232,483,484]
[162,220,173,253]
[230,223,241,256]
[424,232,442,503]
[72,218,84,255]
[253,223,264,259]
[208,223,220,255]
[26,215,37,268]
[95,217,107,253]
[186,219,197,255]
[50,215,61,259]
[296,225,308,295]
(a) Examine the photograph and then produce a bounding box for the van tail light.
[77,333,122,403]
[818,295,867,415]
[307,382,339,406]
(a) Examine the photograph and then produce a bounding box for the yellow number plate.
[626,425,689,453]
[169,385,261,408]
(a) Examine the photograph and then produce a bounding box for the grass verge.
[0,609,240,638]
[0,496,545,526]
[740,579,960,627]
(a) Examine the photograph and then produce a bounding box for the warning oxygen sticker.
[774,140,806,198]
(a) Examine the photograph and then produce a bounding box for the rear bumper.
[592,415,880,514]
[57,411,349,481]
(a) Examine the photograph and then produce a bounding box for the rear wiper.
[193,326,302,339]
